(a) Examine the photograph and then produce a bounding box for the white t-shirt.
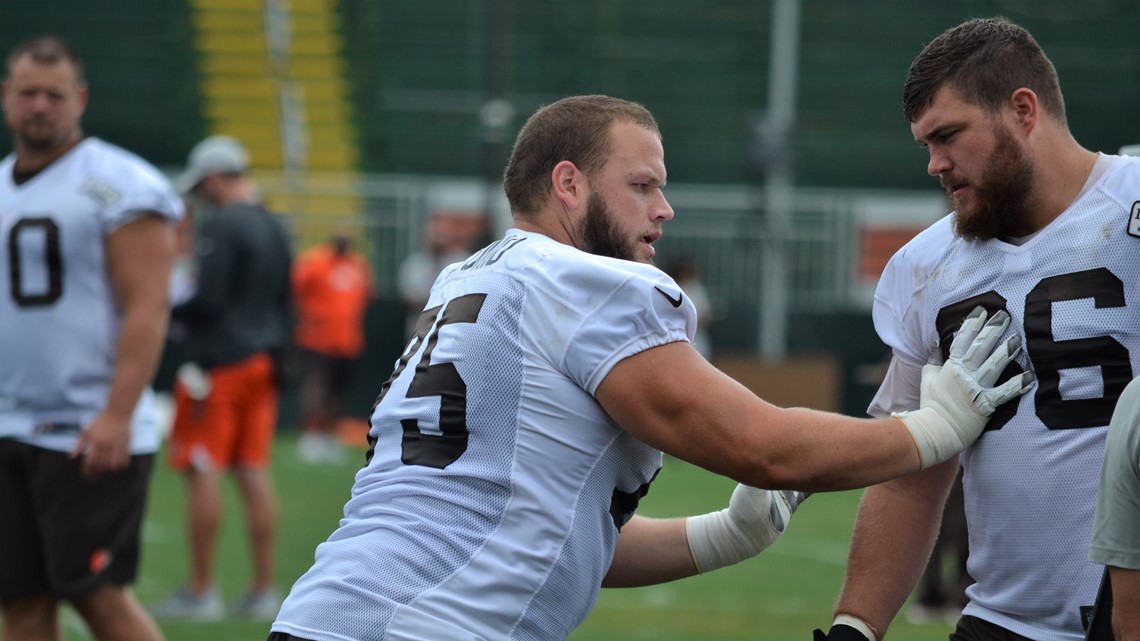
[0,138,183,454]
[869,154,1140,640]
[273,228,697,641]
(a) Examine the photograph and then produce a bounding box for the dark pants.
[917,468,971,607]
[267,633,316,641]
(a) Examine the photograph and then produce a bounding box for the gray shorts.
[0,439,154,601]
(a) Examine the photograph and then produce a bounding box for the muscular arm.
[1110,566,1140,641]
[834,458,959,638]
[72,214,176,476]
[595,341,923,491]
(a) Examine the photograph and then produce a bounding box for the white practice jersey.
[0,138,183,454]
[274,229,696,641]
[869,154,1140,640]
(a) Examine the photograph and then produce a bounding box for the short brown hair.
[502,95,659,217]
[902,17,1065,125]
[5,34,86,84]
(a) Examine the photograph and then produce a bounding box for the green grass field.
[65,435,953,640]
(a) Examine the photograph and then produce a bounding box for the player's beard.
[950,122,1034,241]
[12,116,74,154]
[579,191,642,263]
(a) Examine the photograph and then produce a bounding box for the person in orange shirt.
[292,234,374,464]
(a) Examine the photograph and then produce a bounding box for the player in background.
[814,17,1140,641]
[268,94,1031,641]
[0,35,182,641]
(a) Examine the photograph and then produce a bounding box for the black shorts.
[0,439,154,601]
[267,633,316,641]
[297,349,356,405]
[950,615,1035,641]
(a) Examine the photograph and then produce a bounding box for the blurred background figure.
[291,233,374,464]
[665,255,719,359]
[153,135,293,622]
[396,209,481,334]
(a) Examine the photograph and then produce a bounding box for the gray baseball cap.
[176,135,250,194]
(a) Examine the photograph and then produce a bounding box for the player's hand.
[686,485,808,573]
[897,306,1035,468]
[728,485,808,548]
[812,624,872,641]
[940,306,1030,413]
[71,411,132,479]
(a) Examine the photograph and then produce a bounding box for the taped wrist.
[894,407,959,469]
[897,355,993,468]
[686,486,783,573]
[889,401,980,467]
[830,614,877,641]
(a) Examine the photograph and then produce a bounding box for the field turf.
[60,435,953,640]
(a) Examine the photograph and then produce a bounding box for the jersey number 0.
[7,218,63,307]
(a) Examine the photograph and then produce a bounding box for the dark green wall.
[3,1,1135,186]
[339,0,1140,188]
[0,0,204,166]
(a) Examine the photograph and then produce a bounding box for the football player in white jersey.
[815,18,1140,641]
[269,95,1031,641]
[0,36,181,641]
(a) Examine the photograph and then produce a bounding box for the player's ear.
[550,160,586,211]
[1008,87,1037,135]
[76,83,89,115]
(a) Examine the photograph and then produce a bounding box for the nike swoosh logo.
[654,286,684,308]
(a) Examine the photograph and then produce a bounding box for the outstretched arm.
[596,340,923,491]
[596,307,1030,492]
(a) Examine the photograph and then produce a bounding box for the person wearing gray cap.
[174,135,252,195]
[151,135,293,622]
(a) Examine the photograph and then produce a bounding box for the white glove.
[896,306,1035,468]
[176,362,212,400]
[686,484,808,573]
